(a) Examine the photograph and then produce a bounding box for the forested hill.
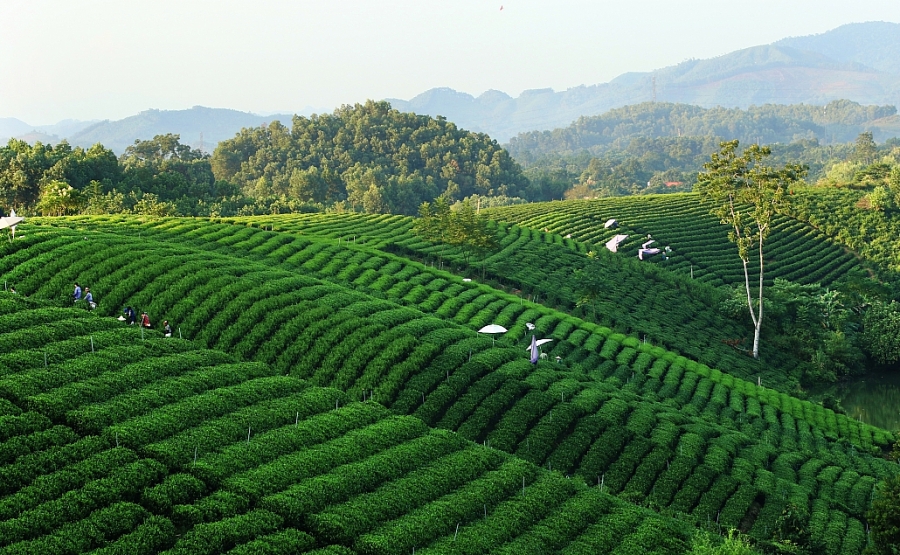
[775,21,900,75]
[506,100,899,162]
[211,100,530,215]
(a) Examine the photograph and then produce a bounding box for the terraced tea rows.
[2,225,895,554]
[50,214,796,387]
[484,193,868,288]
[11,222,887,456]
[0,297,697,554]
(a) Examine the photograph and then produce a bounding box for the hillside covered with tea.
[0,184,898,553]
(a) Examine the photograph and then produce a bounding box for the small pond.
[813,371,900,432]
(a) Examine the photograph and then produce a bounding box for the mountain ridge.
[388,21,900,141]
[0,107,297,154]
[4,22,900,150]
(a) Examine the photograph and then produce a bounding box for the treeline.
[210,100,532,214]
[509,100,900,199]
[0,101,539,217]
[7,99,900,216]
[0,134,244,217]
[508,100,897,161]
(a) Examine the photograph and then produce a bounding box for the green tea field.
[0,190,897,554]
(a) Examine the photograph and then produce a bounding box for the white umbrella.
[605,234,628,253]
[0,216,23,240]
[478,324,507,346]
[524,339,554,351]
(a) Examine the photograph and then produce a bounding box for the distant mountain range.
[2,22,900,151]
[388,21,900,142]
[0,107,296,153]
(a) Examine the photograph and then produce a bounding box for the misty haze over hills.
[0,107,298,154]
[390,21,900,142]
[2,21,900,151]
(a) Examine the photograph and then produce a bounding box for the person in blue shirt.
[84,288,95,310]
[73,282,82,302]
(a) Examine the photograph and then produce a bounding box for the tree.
[573,251,607,321]
[862,301,900,365]
[867,473,900,555]
[447,200,499,267]
[689,529,760,555]
[869,186,895,211]
[412,196,499,275]
[697,140,806,359]
[36,180,83,216]
[853,131,878,165]
[130,192,175,216]
[413,195,453,267]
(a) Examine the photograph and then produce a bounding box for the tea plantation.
[0,191,897,554]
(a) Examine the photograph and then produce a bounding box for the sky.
[2,0,900,125]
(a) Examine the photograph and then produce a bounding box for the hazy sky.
[2,0,900,124]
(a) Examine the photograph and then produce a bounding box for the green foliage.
[697,140,807,358]
[0,140,119,209]
[1,216,896,555]
[868,186,895,211]
[413,196,499,264]
[867,473,900,555]
[0,134,248,217]
[212,100,529,215]
[689,529,761,555]
[854,132,879,165]
[862,301,900,365]
[35,180,83,216]
[761,279,869,383]
[508,101,896,198]
[509,101,893,162]
[772,502,819,553]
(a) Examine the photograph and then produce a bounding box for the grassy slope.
[2,219,895,553]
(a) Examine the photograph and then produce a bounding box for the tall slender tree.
[697,140,806,359]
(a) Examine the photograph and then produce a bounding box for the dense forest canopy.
[509,101,900,199]
[507,100,897,161]
[0,139,119,209]
[210,100,531,215]
[0,134,242,217]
